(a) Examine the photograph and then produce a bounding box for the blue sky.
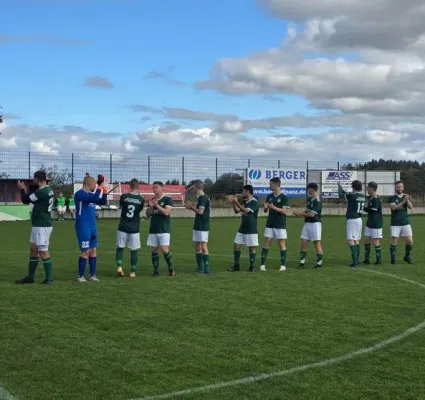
[1,0,422,167]
[2,0,313,134]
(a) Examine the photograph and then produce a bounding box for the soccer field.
[1,216,425,400]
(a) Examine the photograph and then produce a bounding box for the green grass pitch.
[1,216,425,400]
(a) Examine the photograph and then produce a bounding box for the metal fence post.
[109,154,113,182]
[215,158,218,181]
[248,159,251,168]
[182,157,185,184]
[278,160,281,168]
[337,161,340,171]
[28,151,31,179]
[306,161,309,200]
[148,156,151,184]
[71,153,74,185]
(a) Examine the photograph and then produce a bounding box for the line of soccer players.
[15,171,413,284]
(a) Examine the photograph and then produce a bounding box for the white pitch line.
[0,385,17,400]
[130,268,425,400]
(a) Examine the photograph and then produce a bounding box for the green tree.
[40,164,73,195]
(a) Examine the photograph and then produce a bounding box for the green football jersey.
[238,198,259,234]
[149,196,173,234]
[305,197,322,223]
[265,192,289,229]
[338,187,366,219]
[56,196,66,206]
[68,197,75,207]
[364,196,383,229]
[193,194,210,232]
[389,194,409,226]
[29,185,54,227]
[118,193,145,234]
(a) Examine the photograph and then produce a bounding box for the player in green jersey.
[338,180,366,268]
[260,177,290,272]
[389,181,413,264]
[293,183,323,268]
[116,179,145,278]
[228,185,259,272]
[185,180,212,274]
[56,192,66,221]
[146,181,175,276]
[68,196,76,219]
[16,170,55,284]
[363,182,383,265]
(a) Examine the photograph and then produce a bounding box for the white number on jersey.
[126,204,135,218]
[48,197,54,212]
[357,202,364,213]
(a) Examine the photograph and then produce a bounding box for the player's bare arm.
[233,200,252,215]
[405,194,413,209]
[268,203,288,214]
[155,203,172,216]
[185,200,204,215]
[293,210,315,218]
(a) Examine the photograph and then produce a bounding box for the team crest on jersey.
[277,199,281,203]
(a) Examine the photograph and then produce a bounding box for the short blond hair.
[83,176,96,186]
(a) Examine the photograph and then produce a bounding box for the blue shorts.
[75,224,98,251]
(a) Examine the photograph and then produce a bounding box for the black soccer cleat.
[390,259,396,265]
[227,265,240,272]
[15,276,34,284]
[313,264,322,268]
[403,256,412,264]
[349,263,359,268]
[151,271,159,277]
[248,267,255,273]
[374,261,382,265]
[42,279,53,285]
[297,263,305,269]
[363,260,370,265]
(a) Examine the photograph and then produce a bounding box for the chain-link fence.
[0,151,422,204]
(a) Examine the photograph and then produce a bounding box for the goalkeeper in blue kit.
[74,175,108,282]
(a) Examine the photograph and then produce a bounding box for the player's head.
[130,178,140,192]
[269,177,281,192]
[242,184,253,199]
[152,181,164,197]
[307,182,318,197]
[351,180,362,192]
[83,175,97,191]
[59,191,63,197]
[33,170,47,186]
[367,181,378,195]
[194,180,204,194]
[395,180,404,194]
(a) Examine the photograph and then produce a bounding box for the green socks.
[316,253,323,266]
[130,250,138,272]
[280,249,287,266]
[405,244,412,258]
[261,248,268,265]
[203,254,210,272]
[300,250,307,265]
[42,257,53,281]
[234,250,241,266]
[116,248,124,266]
[152,253,160,273]
[196,253,204,272]
[28,257,39,279]
[375,246,382,263]
[249,252,256,269]
[390,244,397,263]
[356,244,361,261]
[364,243,371,262]
[164,252,173,273]
[350,245,358,265]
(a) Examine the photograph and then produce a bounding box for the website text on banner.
[321,171,356,198]
[247,168,306,197]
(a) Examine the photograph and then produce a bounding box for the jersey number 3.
[126,205,135,218]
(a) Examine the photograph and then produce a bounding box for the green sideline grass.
[0,217,425,400]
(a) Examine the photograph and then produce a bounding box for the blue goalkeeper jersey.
[74,188,106,226]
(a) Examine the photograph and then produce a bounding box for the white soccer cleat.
[89,276,99,282]
[260,265,267,272]
[78,276,87,283]
[279,266,287,272]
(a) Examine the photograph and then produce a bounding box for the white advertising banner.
[321,171,357,198]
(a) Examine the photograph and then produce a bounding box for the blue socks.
[78,257,87,277]
[89,257,97,277]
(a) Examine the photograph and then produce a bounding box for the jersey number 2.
[48,198,54,212]
[126,205,135,218]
